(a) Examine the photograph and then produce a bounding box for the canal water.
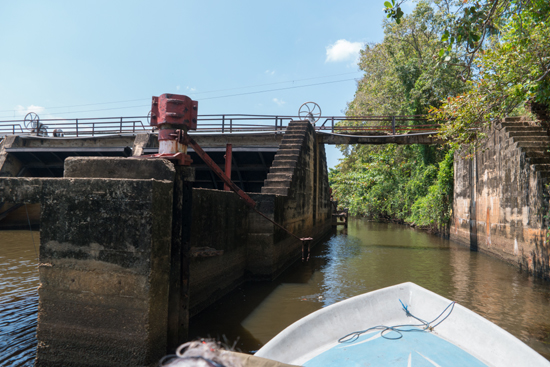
[2,219,550,366]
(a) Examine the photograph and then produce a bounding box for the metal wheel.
[298,102,321,124]
[24,112,40,131]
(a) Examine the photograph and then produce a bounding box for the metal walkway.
[0,114,440,144]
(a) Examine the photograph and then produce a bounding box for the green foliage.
[348,1,466,117]
[330,144,454,233]
[330,1,460,234]
[407,148,455,232]
[433,0,550,149]
[381,1,550,149]
[384,0,404,24]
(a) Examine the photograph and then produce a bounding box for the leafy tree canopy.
[385,0,550,148]
[331,1,462,233]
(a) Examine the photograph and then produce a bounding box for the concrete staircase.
[261,120,309,196]
[501,117,550,189]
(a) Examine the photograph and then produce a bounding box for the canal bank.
[3,218,550,366]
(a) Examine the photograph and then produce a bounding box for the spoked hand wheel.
[24,112,40,131]
[298,102,322,124]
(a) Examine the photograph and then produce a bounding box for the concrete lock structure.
[451,117,550,278]
[0,94,333,366]
[4,94,550,366]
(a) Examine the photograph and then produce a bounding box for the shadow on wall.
[0,202,40,230]
[521,233,550,280]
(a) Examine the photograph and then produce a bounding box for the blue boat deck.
[303,329,488,367]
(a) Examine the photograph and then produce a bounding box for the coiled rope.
[338,299,456,343]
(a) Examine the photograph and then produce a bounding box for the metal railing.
[0,114,439,138]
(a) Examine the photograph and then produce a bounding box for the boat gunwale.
[255,282,550,367]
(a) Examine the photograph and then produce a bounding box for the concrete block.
[35,177,174,367]
[64,156,178,181]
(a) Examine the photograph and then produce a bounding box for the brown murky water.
[2,219,550,366]
[0,230,39,367]
[190,220,550,360]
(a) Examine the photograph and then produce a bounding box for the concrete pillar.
[167,166,194,351]
[34,177,174,367]
[1,157,196,366]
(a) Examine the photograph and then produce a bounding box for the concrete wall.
[451,119,550,278]
[189,188,250,315]
[1,176,174,367]
[0,136,23,177]
[188,121,332,315]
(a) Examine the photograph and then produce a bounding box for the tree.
[331,1,463,233]
[383,0,550,148]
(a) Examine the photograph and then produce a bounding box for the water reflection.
[2,220,550,365]
[0,230,40,367]
[190,219,550,360]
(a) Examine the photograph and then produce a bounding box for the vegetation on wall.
[385,0,550,148]
[331,0,550,234]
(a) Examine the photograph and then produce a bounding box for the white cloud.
[325,39,363,63]
[265,69,275,75]
[16,104,45,116]
[186,86,196,92]
[273,98,286,106]
[176,85,181,91]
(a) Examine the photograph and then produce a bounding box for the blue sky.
[0,0,395,168]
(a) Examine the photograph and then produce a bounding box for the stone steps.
[261,187,290,195]
[284,126,309,132]
[516,141,550,148]
[511,135,550,142]
[280,138,304,145]
[263,179,291,188]
[266,172,293,180]
[274,154,299,162]
[278,143,303,150]
[262,120,311,196]
[528,157,550,164]
[502,121,550,198]
[276,148,301,155]
[521,145,550,154]
[271,160,297,168]
[508,130,548,136]
[268,166,295,174]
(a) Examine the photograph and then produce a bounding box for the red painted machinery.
[143,93,313,260]
[147,93,198,166]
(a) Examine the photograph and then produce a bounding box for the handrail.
[0,114,439,138]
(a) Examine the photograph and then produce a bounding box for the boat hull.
[255,282,550,367]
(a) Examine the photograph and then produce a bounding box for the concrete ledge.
[64,157,179,181]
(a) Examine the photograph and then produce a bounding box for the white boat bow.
[255,282,550,367]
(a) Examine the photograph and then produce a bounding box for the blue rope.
[338,299,456,343]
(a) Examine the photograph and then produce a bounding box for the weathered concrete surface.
[64,156,177,181]
[451,118,550,278]
[63,157,195,352]
[166,166,194,351]
[189,188,251,315]
[0,176,174,367]
[0,136,23,177]
[257,121,332,278]
[188,121,332,315]
[133,133,158,157]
